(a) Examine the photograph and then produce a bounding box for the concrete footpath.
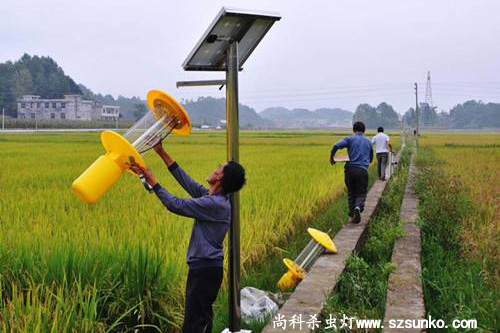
[383,150,425,332]
[263,150,403,333]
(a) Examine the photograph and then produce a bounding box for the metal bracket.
[176,80,226,90]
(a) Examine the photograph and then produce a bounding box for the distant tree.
[353,102,400,129]
[353,103,377,128]
[12,68,33,98]
[376,102,400,128]
[419,102,438,127]
[133,103,148,120]
[448,100,500,129]
[403,108,417,128]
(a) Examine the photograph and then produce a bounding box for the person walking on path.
[130,142,246,333]
[330,121,373,224]
[371,127,392,181]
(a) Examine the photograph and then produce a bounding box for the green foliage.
[353,102,401,129]
[415,148,499,331]
[403,100,500,129]
[133,103,148,120]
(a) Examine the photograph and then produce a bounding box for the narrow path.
[263,150,402,333]
[383,148,425,332]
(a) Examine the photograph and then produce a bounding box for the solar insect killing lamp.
[277,228,337,291]
[72,90,191,204]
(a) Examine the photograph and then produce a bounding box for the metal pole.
[2,108,4,130]
[226,41,241,333]
[415,83,419,136]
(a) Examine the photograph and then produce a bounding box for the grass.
[415,147,499,332]
[317,142,411,332]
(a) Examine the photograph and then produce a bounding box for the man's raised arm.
[153,143,208,198]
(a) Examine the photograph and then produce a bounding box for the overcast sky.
[1,0,499,113]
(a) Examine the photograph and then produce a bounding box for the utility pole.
[415,82,419,136]
[2,108,4,130]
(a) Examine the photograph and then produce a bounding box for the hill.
[260,107,352,128]
[0,54,82,117]
[182,97,272,129]
[0,54,144,119]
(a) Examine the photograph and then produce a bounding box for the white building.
[101,105,120,121]
[17,95,119,121]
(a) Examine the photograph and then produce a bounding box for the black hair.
[221,161,246,194]
[377,127,384,133]
[353,121,365,133]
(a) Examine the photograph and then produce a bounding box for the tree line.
[403,101,500,129]
[352,102,401,129]
[353,100,500,129]
[2,54,498,129]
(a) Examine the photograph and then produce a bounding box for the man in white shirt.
[371,127,392,181]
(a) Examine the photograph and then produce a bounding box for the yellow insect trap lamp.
[71,90,192,204]
[277,228,337,291]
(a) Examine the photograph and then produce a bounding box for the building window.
[31,113,36,118]
[37,102,41,108]
[61,102,66,109]
[45,102,49,108]
[51,113,55,119]
[60,113,65,119]
[21,102,25,108]
[52,102,57,108]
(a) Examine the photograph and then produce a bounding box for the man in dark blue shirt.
[131,142,246,333]
[330,121,373,224]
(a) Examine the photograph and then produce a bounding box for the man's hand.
[130,163,157,187]
[153,141,176,167]
[153,141,166,156]
[330,155,336,165]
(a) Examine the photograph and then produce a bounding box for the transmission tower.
[425,70,433,108]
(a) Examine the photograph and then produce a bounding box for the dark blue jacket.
[331,132,373,170]
[152,163,230,269]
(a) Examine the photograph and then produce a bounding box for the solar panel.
[182,7,281,71]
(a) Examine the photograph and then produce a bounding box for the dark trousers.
[182,267,223,333]
[345,166,369,216]
[376,152,389,180]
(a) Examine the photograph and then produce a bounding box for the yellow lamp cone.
[71,131,146,204]
[72,154,124,204]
